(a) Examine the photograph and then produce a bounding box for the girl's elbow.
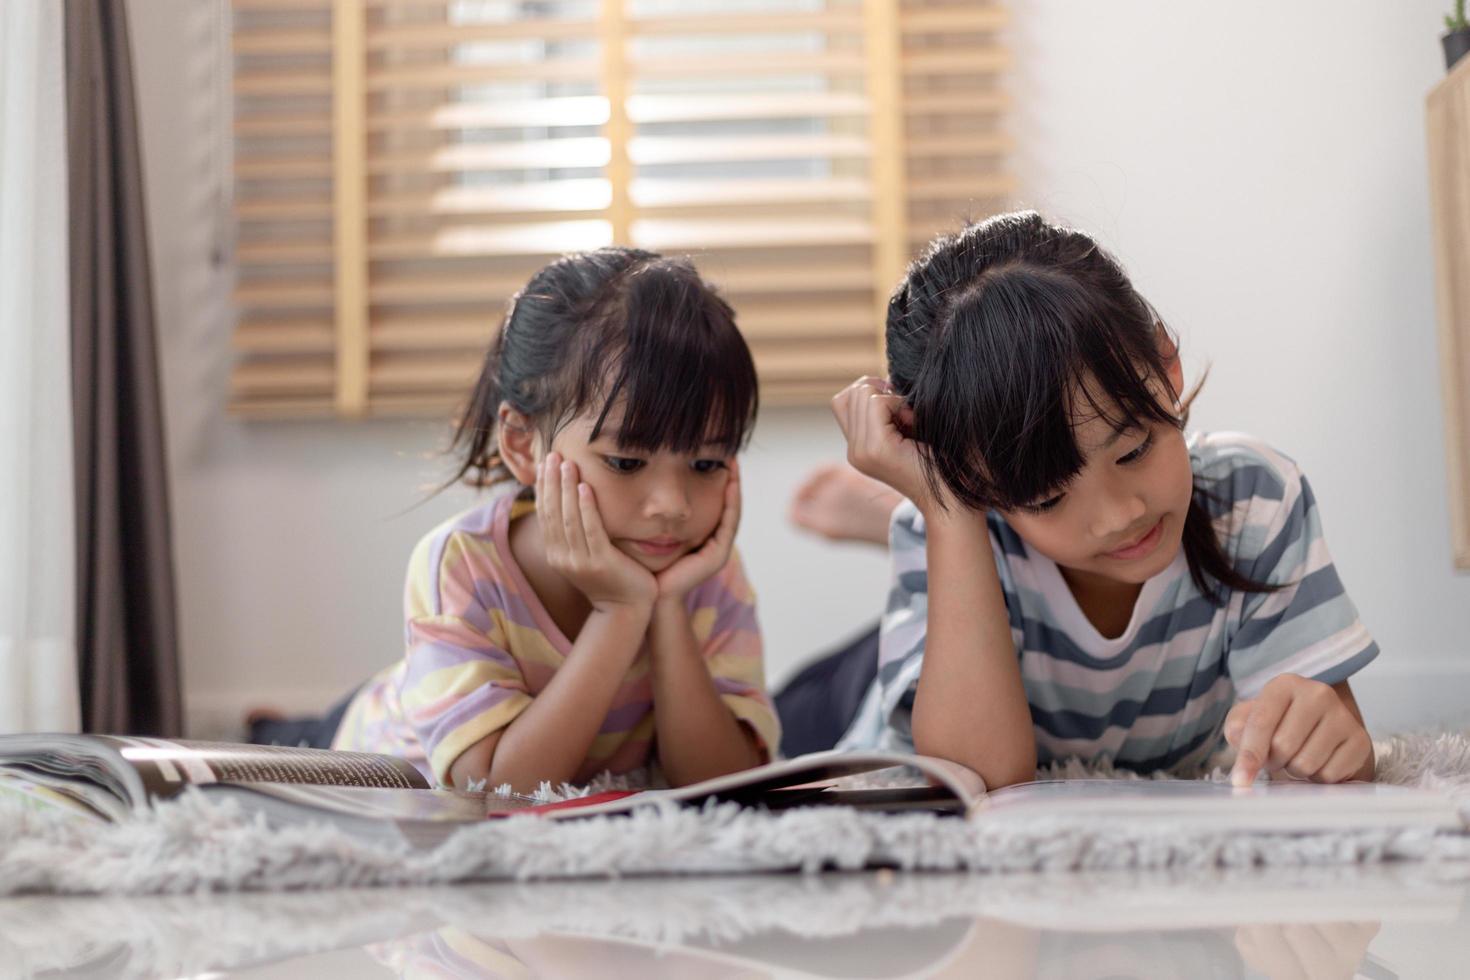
[449,731,501,790]
[912,724,1035,789]
[971,737,1036,789]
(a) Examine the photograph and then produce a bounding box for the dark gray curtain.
[65,0,182,735]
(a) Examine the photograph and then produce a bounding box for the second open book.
[477,748,1464,833]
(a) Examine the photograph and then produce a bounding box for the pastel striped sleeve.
[397,528,532,786]
[689,552,781,761]
[1221,447,1379,699]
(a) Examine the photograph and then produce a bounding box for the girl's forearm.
[911,509,1036,789]
[647,599,764,786]
[480,603,651,793]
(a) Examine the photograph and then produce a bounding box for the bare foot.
[788,462,903,547]
[244,707,286,726]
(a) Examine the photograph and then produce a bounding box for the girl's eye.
[1119,432,1154,465]
[602,456,644,474]
[1023,493,1065,515]
[692,459,729,474]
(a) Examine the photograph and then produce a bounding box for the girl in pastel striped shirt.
[834,212,1378,790]
[334,248,779,792]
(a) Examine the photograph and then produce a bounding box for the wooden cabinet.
[1428,55,1470,568]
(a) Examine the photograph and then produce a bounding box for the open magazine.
[0,735,1461,848]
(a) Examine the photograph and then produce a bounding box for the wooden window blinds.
[230,0,1014,418]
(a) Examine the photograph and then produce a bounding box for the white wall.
[1006,2,1470,731]
[127,0,1470,737]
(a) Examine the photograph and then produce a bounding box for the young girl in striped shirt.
[333,248,778,792]
[834,211,1378,790]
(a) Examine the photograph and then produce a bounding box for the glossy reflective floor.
[4,864,1469,978]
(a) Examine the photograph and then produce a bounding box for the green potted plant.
[1447,0,1470,70]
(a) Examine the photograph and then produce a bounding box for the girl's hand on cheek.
[537,453,657,612]
[656,462,741,603]
[1224,674,1373,786]
[831,376,947,517]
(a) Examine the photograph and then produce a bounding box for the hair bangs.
[587,258,757,457]
[909,264,1176,512]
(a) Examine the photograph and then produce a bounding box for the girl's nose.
[645,476,692,522]
[1091,493,1148,540]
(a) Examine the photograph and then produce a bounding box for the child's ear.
[497,402,539,485]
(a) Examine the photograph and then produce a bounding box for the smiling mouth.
[1102,519,1163,560]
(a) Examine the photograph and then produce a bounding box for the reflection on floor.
[3,863,1468,978]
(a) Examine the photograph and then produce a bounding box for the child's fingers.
[1230,688,1291,786]
[868,387,900,425]
[851,384,895,468]
[866,391,910,456]
[843,378,865,438]
[849,383,869,458]
[577,481,612,552]
[1241,925,1301,979]
[832,376,883,444]
[560,460,588,556]
[717,467,742,545]
[1281,710,1343,780]
[1222,700,1252,746]
[1264,693,1328,774]
[830,378,865,441]
[539,454,566,553]
[1280,923,1341,980]
[1315,730,1373,783]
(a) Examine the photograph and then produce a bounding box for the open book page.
[496,750,988,820]
[968,779,1465,832]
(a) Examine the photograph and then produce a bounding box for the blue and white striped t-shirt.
[839,432,1379,775]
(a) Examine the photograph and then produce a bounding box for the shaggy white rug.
[3,734,1470,895]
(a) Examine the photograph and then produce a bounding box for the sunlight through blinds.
[230,0,1013,418]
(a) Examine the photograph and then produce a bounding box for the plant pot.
[1446,28,1470,72]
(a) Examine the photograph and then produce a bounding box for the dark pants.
[248,623,882,757]
[247,689,358,749]
[773,624,879,757]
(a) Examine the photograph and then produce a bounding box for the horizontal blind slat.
[628,10,864,35]
[367,18,600,48]
[367,59,601,90]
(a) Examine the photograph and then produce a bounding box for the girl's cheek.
[1150,433,1193,508]
[582,469,632,527]
[697,483,727,534]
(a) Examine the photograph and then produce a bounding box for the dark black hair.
[449,247,758,488]
[887,210,1276,605]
